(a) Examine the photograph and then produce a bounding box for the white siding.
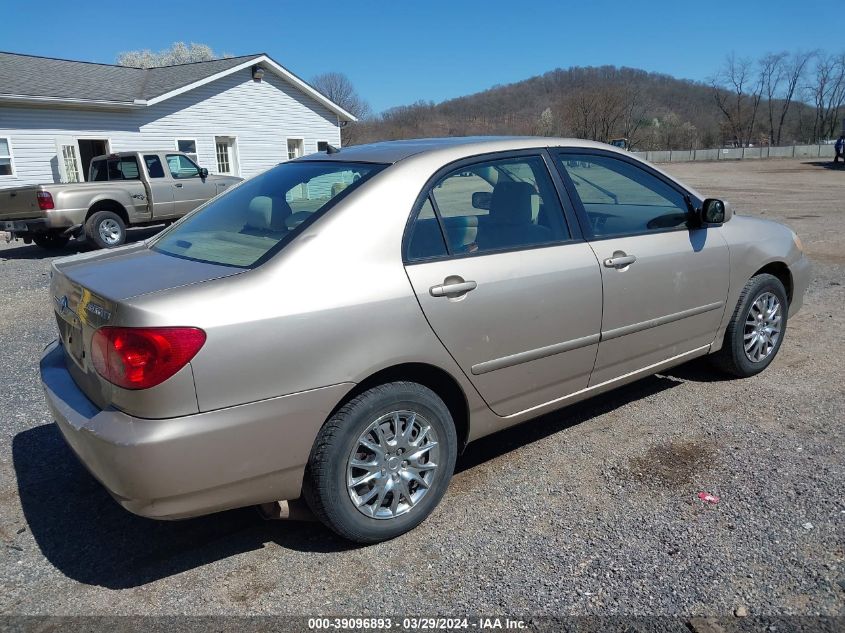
[0,67,342,188]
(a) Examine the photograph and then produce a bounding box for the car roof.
[297,136,622,164]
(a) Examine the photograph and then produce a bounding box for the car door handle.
[174,183,183,188]
[429,279,477,297]
[603,253,637,268]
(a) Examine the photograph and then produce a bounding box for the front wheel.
[85,210,126,249]
[710,273,788,377]
[303,382,457,543]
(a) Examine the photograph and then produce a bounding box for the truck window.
[166,154,201,179]
[90,159,108,181]
[144,155,166,178]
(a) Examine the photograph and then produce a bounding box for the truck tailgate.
[0,186,41,220]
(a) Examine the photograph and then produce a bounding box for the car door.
[142,153,175,218]
[553,150,730,386]
[165,153,217,215]
[404,152,603,417]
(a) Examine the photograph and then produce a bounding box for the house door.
[55,138,82,183]
[214,136,239,175]
[77,139,110,181]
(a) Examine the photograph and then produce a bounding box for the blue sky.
[1,1,823,113]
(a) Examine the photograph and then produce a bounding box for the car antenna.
[326,144,341,154]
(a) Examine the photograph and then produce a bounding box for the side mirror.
[472,191,492,210]
[199,167,209,180]
[699,198,731,225]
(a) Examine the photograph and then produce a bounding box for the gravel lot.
[0,158,843,619]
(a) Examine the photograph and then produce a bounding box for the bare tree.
[116,42,229,68]
[311,72,372,145]
[806,52,845,142]
[760,51,813,145]
[711,53,764,146]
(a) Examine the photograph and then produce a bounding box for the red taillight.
[91,327,206,390]
[36,191,54,210]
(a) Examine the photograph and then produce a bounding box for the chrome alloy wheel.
[346,410,440,519]
[98,219,122,245]
[743,291,782,363]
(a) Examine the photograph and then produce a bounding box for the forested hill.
[352,64,812,150]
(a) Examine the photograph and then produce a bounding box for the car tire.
[710,273,788,377]
[85,210,126,249]
[303,381,457,543]
[32,231,70,250]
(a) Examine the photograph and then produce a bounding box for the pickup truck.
[0,151,242,249]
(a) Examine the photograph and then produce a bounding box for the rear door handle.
[603,253,637,268]
[430,279,477,297]
[174,183,183,188]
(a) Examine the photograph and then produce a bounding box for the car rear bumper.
[40,340,352,519]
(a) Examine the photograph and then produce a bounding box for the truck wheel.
[32,232,70,250]
[303,382,457,543]
[85,211,126,249]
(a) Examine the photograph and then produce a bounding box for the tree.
[116,42,229,68]
[311,72,371,145]
[760,51,812,145]
[711,53,764,146]
[806,52,845,142]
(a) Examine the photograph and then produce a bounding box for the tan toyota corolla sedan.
[41,137,810,542]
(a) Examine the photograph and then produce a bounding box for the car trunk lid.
[50,243,245,408]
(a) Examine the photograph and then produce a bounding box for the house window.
[316,141,329,153]
[214,136,238,175]
[61,144,81,183]
[287,138,304,160]
[216,142,230,173]
[0,137,15,176]
[175,139,198,163]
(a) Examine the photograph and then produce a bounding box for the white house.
[0,52,356,188]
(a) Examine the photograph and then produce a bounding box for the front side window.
[0,137,13,176]
[166,154,201,179]
[176,139,198,163]
[414,155,569,257]
[152,161,385,268]
[555,154,691,237]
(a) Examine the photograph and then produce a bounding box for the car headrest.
[489,182,535,225]
[245,196,291,232]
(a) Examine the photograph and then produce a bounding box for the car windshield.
[152,161,385,268]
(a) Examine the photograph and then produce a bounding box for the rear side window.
[408,155,569,259]
[144,155,166,178]
[152,161,385,268]
[406,198,447,260]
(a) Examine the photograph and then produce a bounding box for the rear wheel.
[711,273,788,377]
[32,231,69,250]
[303,382,457,543]
[85,210,126,249]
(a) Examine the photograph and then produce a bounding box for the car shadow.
[0,226,164,261]
[13,373,685,589]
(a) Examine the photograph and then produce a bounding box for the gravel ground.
[0,159,843,619]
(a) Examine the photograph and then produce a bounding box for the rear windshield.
[151,161,385,268]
